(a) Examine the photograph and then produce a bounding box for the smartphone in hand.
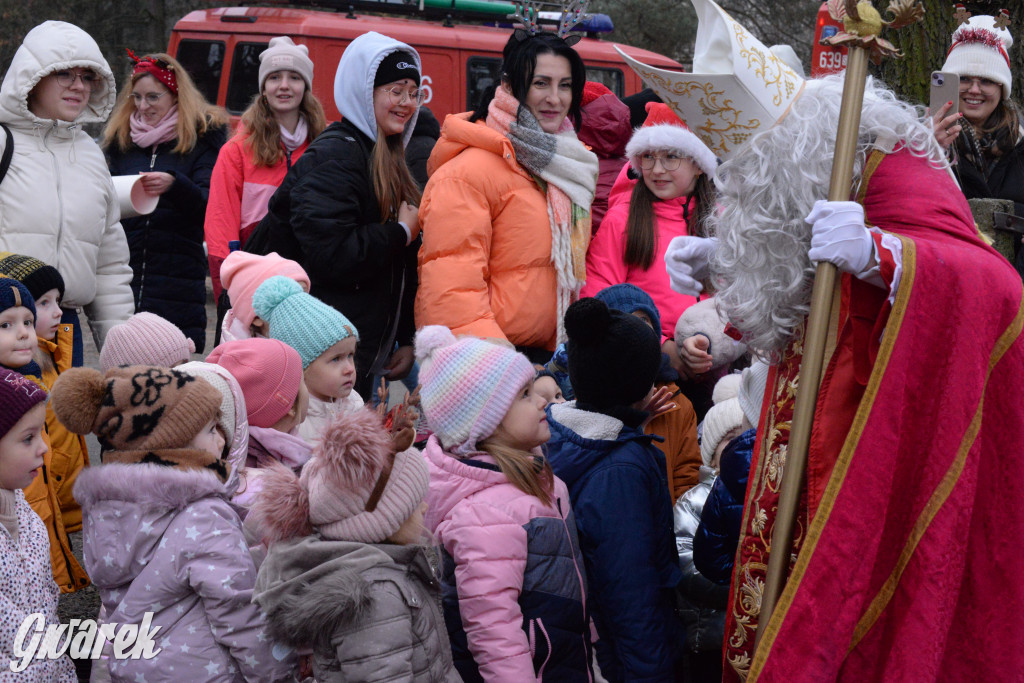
[930,71,960,117]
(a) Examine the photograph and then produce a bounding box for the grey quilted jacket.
[254,536,462,682]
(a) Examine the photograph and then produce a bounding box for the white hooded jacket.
[0,21,133,347]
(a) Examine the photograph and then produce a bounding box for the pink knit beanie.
[221,252,310,329]
[206,338,302,428]
[305,409,428,542]
[99,312,195,371]
[414,326,535,456]
[248,408,429,544]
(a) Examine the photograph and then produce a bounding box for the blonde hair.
[372,125,421,221]
[477,438,555,506]
[103,53,229,156]
[240,88,326,167]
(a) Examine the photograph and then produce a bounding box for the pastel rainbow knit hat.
[415,326,535,456]
[252,276,358,369]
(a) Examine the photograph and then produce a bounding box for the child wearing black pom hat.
[545,297,683,682]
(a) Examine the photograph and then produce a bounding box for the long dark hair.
[470,32,586,128]
[624,171,715,270]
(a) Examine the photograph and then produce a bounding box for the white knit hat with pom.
[942,15,1014,98]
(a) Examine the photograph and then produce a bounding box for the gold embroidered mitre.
[615,0,804,160]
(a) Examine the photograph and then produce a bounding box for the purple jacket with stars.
[74,462,297,682]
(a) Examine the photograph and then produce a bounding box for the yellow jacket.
[38,325,90,531]
[22,334,90,593]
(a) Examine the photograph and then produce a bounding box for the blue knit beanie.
[0,277,36,320]
[252,276,358,368]
[594,283,661,334]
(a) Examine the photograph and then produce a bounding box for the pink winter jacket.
[581,165,700,340]
[423,437,591,683]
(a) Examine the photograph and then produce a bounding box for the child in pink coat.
[416,326,591,682]
[582,103,718,349]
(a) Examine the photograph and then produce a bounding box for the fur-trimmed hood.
[74,463,230,586]
[253,536,436,650]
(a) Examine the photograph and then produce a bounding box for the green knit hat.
[252,276,358,368]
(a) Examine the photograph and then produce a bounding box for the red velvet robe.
[724,148,1024,681]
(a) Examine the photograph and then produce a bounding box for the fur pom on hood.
[245,461,313,544]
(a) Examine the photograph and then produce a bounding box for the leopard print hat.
[51,366,228,481]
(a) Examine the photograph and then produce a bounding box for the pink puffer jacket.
[424,437,591,682]
[581,165,700,340]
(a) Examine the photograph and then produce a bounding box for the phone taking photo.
[930,71,960,118]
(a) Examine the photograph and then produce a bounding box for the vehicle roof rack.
[274,0,611,31]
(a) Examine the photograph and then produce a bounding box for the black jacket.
[107,126,227,353]
[257,119,419,396]
[955,133,1024,274]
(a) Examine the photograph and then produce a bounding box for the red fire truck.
[167,1,683,123]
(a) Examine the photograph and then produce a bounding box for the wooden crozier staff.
[753,0,925,652]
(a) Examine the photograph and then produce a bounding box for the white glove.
[665,236,718,297]
[805,200,875,276]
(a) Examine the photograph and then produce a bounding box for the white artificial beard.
[707,75,948,361]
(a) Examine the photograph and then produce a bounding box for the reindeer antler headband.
[509,0,591,46]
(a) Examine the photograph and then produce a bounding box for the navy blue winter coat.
[546,402,682,683]
[107,125,227,353]
[693,428,756,585]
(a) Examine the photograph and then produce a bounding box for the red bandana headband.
[947,27,1011,67]
[126,49,178,94]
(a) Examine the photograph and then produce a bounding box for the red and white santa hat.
[625,102,718,177]
[942,14,1014,98]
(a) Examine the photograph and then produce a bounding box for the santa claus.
[623,1,1024,680]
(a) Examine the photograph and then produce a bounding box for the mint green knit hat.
[252,276,359,368]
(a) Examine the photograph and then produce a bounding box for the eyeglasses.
[959,77,1000,91]
[131,91,169,105]
[640,152,686,171]
[380,86,425,106]
[54,70,98,89]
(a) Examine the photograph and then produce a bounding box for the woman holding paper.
[104,52,228,353]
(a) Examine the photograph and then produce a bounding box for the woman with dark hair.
[416,31,599,361]
[104,52,229,353]
[933,15,1024,277]
[205,37,327,303]
[257,31,423,400]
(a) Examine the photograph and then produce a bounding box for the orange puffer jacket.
[416,113,558,351]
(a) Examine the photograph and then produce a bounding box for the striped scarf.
[487,86,598,343]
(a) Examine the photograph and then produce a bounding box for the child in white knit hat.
[248,407,458,682]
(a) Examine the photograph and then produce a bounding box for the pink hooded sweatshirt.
[581,164,700,340]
